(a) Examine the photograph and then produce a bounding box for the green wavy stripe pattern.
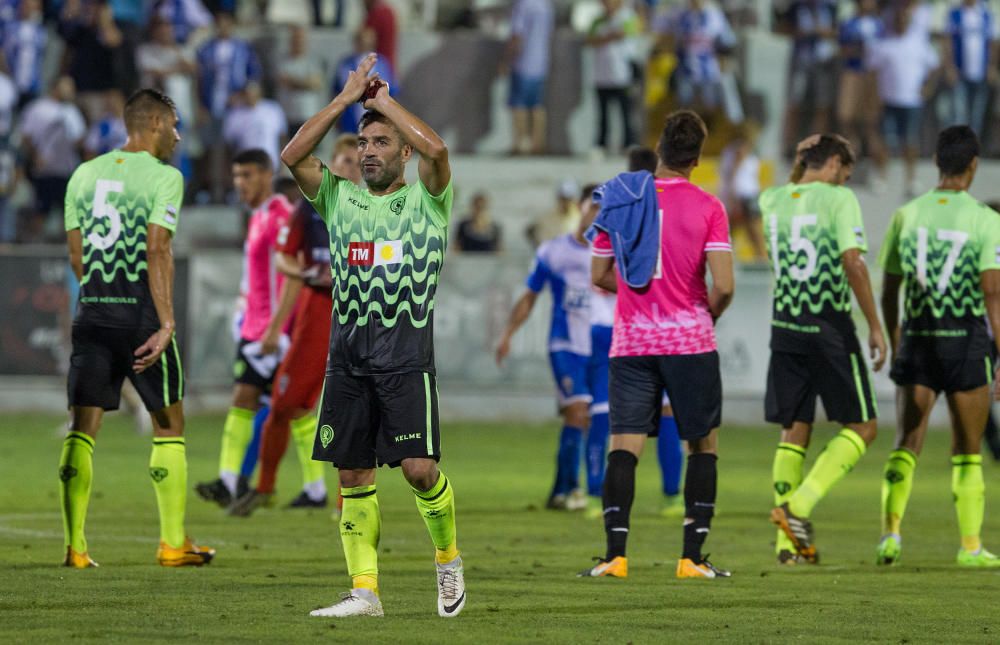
[75,191,152,285]
[330,204,446,329]
[899,235,985,318]
[770,235,851,316]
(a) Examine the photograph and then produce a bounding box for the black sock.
[682,453,718,561]
[603,450,638,560]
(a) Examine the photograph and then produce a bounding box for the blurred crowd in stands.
[2,0,999,255]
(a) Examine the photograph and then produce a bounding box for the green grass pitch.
[4,413,1000,643]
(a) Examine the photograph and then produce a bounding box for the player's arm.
[706,251,735,320]
[843,249,887,371]
[134,224,176,373]
[260,263,303,356]
[982,270,1000,396]
[364,86,450,196]
[496,289,539,366]
[280,53,380,199]
[66,229,83,281]
[591,256,618,293]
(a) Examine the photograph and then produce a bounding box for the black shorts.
[67,325,184,412]
[890,347,993,394]
[609,352,721,441]
[312,371,441,469]
[765,344,877,427]
[233,338,279,391]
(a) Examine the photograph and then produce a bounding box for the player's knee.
[400,458,439,492]
[338,468,375,488]
[564,403,590,429]
[849,420,878,446]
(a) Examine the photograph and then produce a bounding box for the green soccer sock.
[291,415,326,490]
[150,437,188,549]
[59,431,95,554]
[881,448,917,536]
[218,407,255,484]
[788,428,867,518]
[773,442,806,553]
[340,484,381,593]
[413,473,458,564]
[952,454,985,553]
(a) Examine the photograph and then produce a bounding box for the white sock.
[304,479,327,501]
[220,471,238,496]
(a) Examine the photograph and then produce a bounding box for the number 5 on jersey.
[89,179,124,250]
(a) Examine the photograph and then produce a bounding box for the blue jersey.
[526,234,593,355]
[839,14,885,71]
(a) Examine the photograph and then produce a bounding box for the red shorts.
[272,288,332,411]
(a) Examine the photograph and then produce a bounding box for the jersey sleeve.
[419,179,454,228]
[64,169,82,231]
[834,188,867,254]
[149,167,184,234]
[592,230,615,257]
[705,198,732,253]
[879,209,904,275]
[978,209,1000,273]
[278,208,306,256]
[267,198,293,247]
[525,246,551,292]
[305,165,341,226]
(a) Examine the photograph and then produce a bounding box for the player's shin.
[150,436,187,548]
[882,448,917,536]
[218,407,256,495]
[682,453,717,562]
[586,414,610,498]
[788,428,866,518]
[59,431,95,554]
[292,415,326,499]
[340,484,381,593]
[603,450,637,560]
[952,454,985,553]
[413,473,459,564]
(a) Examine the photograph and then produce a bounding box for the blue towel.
[585,170,660,289]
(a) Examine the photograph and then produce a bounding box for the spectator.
[837,0,886,188]
[782,0,838,153]
[943,0,998,137]
[277,25,324,133]
[329,133,361,185]
[587,0,641,156]
[152,0,213,45]
[3,0,46,108]
[654,0,737,114]
[137,18,197,128]
[84,90,127,159]
[0,0,17,27]
[197,10,261,201]
[58,0,125,122]
[364,0,398,74]
[867,4,940,196]
[19,77,86,226]
[332,27,395,135]
[223,82,287,170]
[455,192,502,253]
[0,70,16,242]
[719,125,766,262]
[108,0,144,95]
[627,144,658,173]
[503,0,554,156]
[526,179,581,247]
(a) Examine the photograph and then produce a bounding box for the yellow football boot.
[63,546,99,568]
[157,537,215,567]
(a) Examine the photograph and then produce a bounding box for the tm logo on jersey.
[348,241,403,266]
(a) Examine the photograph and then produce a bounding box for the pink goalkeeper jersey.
[592,176,731,357]
[240,194,293,341]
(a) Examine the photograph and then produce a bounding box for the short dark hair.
[580,183,600,203]
[359,110,395,134]
[627,146,658,173]
[656,111,707,171]
[232,148,272,170]
[123,88,176,133]
[274,176,299,195]
[936,126,979,177]
[800,134,855,170]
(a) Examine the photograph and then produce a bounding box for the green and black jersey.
[307,167,452,375]
[64,150,184,329]
[879,190,1000,358]
[760,181,867,353]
